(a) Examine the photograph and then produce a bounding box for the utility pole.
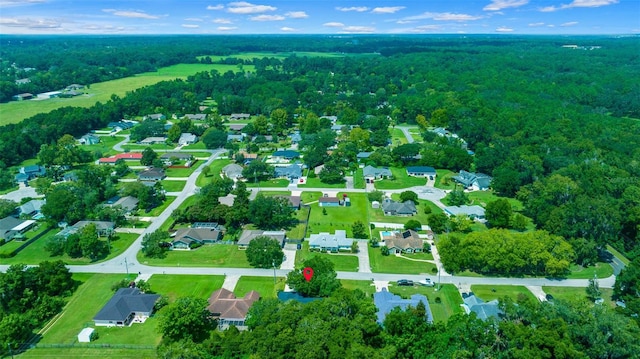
[124,258,129,279]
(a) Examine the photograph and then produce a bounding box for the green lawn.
[182,141,207,150]
[234,275,286,299]
[353,168,365,189]
[566,262,614,279]
[340,279,376,297]
[160,180,186,192]
[298,176,346,188]
[470,285,537,303]
[199,51,346,62]
[295,242,359,271]
[306,193,368,237]
[0,185,18,195]
[139,244,251,268]
[434,169,456,190]
[389,284,463,322]
[542,286,615,307]
[374,167,428,190]
[368,245,436,274]
[257,190,291,197]
[246,178,290,188]
[147,274,224,302]
[165,165,198,177]
[123,143,176,151]
[0,223,49,256]
[467,190,524,211]
[391,128,409,145]
[81,135,123,157]
[197,158,232,186]
[142,196,176,217]
[606,244,630,266]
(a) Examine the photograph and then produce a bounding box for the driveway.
[0,184,41,202]
[357,240,372,273]
[281,246,297,270]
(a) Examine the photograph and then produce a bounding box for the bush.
[381,246,390,256]
[435,297,441,303]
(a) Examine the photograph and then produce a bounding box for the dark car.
[397,279,414,286]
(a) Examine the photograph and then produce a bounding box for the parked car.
[418,278,435,287]
[397,279,414,286]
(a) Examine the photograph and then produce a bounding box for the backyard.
[389,284,463,322]
[368,193,443,226]
[306,192,368,237]
[374,167,428,190]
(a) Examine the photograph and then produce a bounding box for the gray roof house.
[381,198,417,216]
[223,163,244,179]
[0,216,34,242]
[227,134,245,142]
[356,152,372,161]
[79,134,100,145]
[452,170,492,191]
[237,230,286,248]
[406,166,436,179]
[109,196,139,213]
[384,230,423,254]
[178,133,197,145]
[56,221,115,238]
[272,150,300,161]
[308,230,353,252]
[171,228,223,250]
[18,199,45,218]
[144,113,166,121]
[461,293,501,321]
[444,205,486,220]
[363,165,392,180]
[184,114,206,121]
[374,288,433,325]
[16,165,46,183]
[93,287,160,327]
[274,164,302,181]
[138,168,166,182]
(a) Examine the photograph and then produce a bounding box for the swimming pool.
[380,231,394,237]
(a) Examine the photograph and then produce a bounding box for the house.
[207,288,260,330]
[363,165,392,182]
[0,216,35,243]
[331,124,345,133]
[62,171,78,182]
[308,230,353,252]
[18,199,45,219]
[274,164,302,182]
[107,196,139,214]
[15,78,31,85]
[276,195,301,209]
[381,198,417,216]
[223,163,244,180]
[20,165,46,180]
[452,170,492,191]
[383,230,423,254]
[444,205,486,220]
[237,230,286,249]
[374,288,432,325]
[66,84,84,90]
[98,152,143,164]
[227,134,245,142]
[218,193,236,207]
[139,137,167,145]
[138,168,166,182]
[93,288,160,327]
[56,220,115,238]
[406,166,436,180]
[184,114,206,121]
[36,91,61,99]
[79,134,100,145]
[107,121,135,131]
[60,90,82,98]
[171,227,223,249]
[318,196,341,207]
[178,133,197,146]
[160,152,193,165]
[461,293,501,321]
[289,132,302,144]
[356,152,372,162]
[144,113,166,121]
[229,113,251,120]
[12,93,33,101]
[228,123,247,131]
[272,150,300,161]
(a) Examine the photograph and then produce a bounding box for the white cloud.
[371,6,405,14]
[323,22,344,27]
[227,2,276,14]
[391,24,441,33]
[483,0,529,11]
[341,26,375,33]
[0,17,60,29]
[182,24,200,28]
[102,9,161,19]
[212,18,232,24]
[495,26,514,32]
[217,26,237,31]
[539,0,618,12]
[249,14,284,21]
[207,4,224,10]
[561,21,579,26]
[185,18,203,22]
[336,6,368,12]
[404,12,484,21]
[286,11,308,18]
[0,0,46,6]
[528,22,545,26]
[280,26,295,31]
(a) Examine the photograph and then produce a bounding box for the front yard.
[368,245,437,274]
[470,285,537,303]
[389,284,463,322]
[139,244,251,268]
[374,167,428,190]
[234,275,286,299]
[295,242,359,272]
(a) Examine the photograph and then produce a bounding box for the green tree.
[270,108,288,134]
[427,213,450,234]
[0,199,16,218]
[140,147,158,166]
[367,190,384,203]
[78,223,108,261]
[167,124,182,143]
[286,256,341,297]
[246,236,285,269]
[141,230,170,259]
[404,219,422,231]
[201,128,228,149]
[511,213,528,231]
[399,190,418,204]
[586,278,602,301]
[349,127,371,152]
[248,194,296,230]
[352,220,368,239]
[613,257,640,322]
[485,198,512,228]
[242,160,275,182]
[158,297,215,343]
[445,188,468,206]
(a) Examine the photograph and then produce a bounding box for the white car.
[418,278,435,287]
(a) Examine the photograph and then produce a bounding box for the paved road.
[396,125,417,144]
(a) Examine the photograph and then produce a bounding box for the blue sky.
[1,0,638,35]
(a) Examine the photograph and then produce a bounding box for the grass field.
[139,244,251,268]
[1,63,253,125]
[368,245,437,274]
[306,193,368,237]
[143,196,176,217]
[391,128,409,145]
[81,135,123,157]
[160,180,186,192]
[298,176,346,188]
[389,284,463,322]
[470,285,537,303]
[246,178,290,188]
[0,223,49,256]
[165,165,198,177]
[542,286,615,307]
[434,169,456,190]
[182,141,208,150]
[566,262,614,279]
[353,168,365,189]
[147,274,225,302]
[340,279,377,297]
[199,51,347,62]
[374,167,428,190]
[197,158,232,186]
[234,276,286,299]
[467,190,524,211]
[295,242,359,272]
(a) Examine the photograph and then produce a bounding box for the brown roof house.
[207,288,260,330]
[383,230,424,254]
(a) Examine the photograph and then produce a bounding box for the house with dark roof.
[274,164,302,182]
[93,288,160,327]
[79,134,100,145]
[56,221,115,238]
[207,288,260,330]
[444,205,486,220]
[308,230,353,252]
[356,152,372,162]
[108,196,139,214]
[237,230,286,249]
[229,113,251,120]
[12,93,33,101]
[461,293,502,321]
[184,114,206,121]
[374,288,432,325]
[138,168,166,182]
[139,137,167,145]
[363,165,392,182]
[18,199,45,219]
[276,195,301,210]
[223,163,244,180]
[171,227,223,250]
[20,165,46,180]
[453,170,492,191]
[228,123,247,132]
[107,121,135,131]
[383,230,424,254]
[0,216,35,243]
[272,150,300,161]
[406,166,436,179]
[381,198,417,216]
[318,196,341,207]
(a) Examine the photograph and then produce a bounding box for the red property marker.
[302,267,314,282]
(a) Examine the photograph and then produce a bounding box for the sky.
[1,0,638,35]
